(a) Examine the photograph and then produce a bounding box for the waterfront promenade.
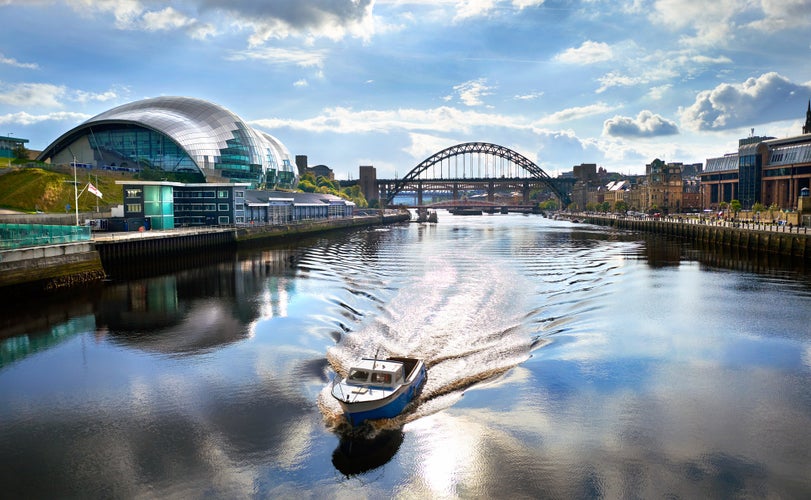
[0,210,410,294]
[564,213,811,259]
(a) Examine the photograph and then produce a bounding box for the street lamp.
[4,133,12,168]
[73,156,79,226]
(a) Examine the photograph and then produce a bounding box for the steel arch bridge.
[382,142,571,207]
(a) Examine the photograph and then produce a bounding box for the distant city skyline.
[1,0,811,180]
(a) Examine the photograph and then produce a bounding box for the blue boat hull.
[342,363,426,426]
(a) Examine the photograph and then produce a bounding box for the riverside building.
[37,96,297,190]
[701,101,811,211]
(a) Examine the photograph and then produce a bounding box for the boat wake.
[317,247,536,437]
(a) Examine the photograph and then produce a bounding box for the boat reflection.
[332,428,404,476]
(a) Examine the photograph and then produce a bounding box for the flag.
[87,182,103,199]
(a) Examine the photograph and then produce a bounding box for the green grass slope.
[0,166,125,213]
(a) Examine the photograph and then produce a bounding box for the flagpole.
[94,174,99,213]
[73,155,79,226]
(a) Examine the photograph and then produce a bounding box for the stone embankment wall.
[0,242,105,294]
[1,212,411,294]
[572,214,811,259]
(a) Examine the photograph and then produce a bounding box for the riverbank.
[562,213,811,259]
[0,211,410,294]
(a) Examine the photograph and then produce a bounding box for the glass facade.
[143,185,175,230]
[38,97,298,189]
[87,126,197,172]
[737,144,761,210]
[768,143,811,166]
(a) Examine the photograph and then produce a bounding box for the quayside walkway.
[1,211,410,294]
[562,213,811,259]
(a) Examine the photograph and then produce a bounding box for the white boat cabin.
[346,359,405,388]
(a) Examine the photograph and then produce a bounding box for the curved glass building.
[37,96,297,189]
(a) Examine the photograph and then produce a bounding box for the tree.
[298,179,317,192]
[729,199,742,216]
[539,199,558,211]
[614,200,628,213]
[13,143,29,160]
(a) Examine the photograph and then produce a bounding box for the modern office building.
[0,134,29,166]
[37,96,297,189]
[117,181,250,229]
[116,181,355,230]
[701,100,811,211]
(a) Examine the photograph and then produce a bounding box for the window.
[235,190,245,198]
[218,203,229,211]
[348,369,369,382]
[126,203,142,212]
[371,372,392,384]
[218,190,229,198]
[125,189,142,198]
[218,216,230,225]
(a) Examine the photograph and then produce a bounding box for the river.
[1,212,810,498]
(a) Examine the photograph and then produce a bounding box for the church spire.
[804,99,811,134]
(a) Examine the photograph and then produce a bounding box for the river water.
[1,212,810,498]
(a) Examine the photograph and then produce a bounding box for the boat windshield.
[371,372,392,384]
[348,369,369,382]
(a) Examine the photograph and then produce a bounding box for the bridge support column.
[523,181,530,204]
[453,183,459,201]
[488,180,495,204]
[417,181,423,206]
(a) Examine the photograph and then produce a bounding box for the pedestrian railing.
[0,224,91,250]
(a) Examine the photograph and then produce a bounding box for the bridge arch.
[384,142,569,206]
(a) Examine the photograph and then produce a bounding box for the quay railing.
[0,223,91,250]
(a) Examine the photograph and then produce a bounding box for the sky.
[1,0,811,180]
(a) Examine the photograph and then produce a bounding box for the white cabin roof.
[354,358,403,374]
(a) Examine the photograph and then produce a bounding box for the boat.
[331,356,427,426]
[450,207,483,216]
[414,208,438,223]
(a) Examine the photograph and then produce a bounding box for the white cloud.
[0,53,39,70]
[603,110,679,137]
[66,0,145,29]
[226,47,326,68]
[647,84,672,100]
[251,105,522,135]
[0,83,66,108]
[512,0,545,8]
[450,78,494,107]
[514,91,544,101]
[534,102,617,126]
[679,72,811,131]
[555,41,614,65]
[72,89,121,104]
[403,132,459,160]
[747,0,811,33]
[141,6,216,39]
[453,0,497,21]
[0,110,91,126]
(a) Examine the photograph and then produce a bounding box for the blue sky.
[1,0,811,179]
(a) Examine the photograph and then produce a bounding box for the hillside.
[0,165,126,213]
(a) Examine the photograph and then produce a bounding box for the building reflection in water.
[96,246,302,355]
